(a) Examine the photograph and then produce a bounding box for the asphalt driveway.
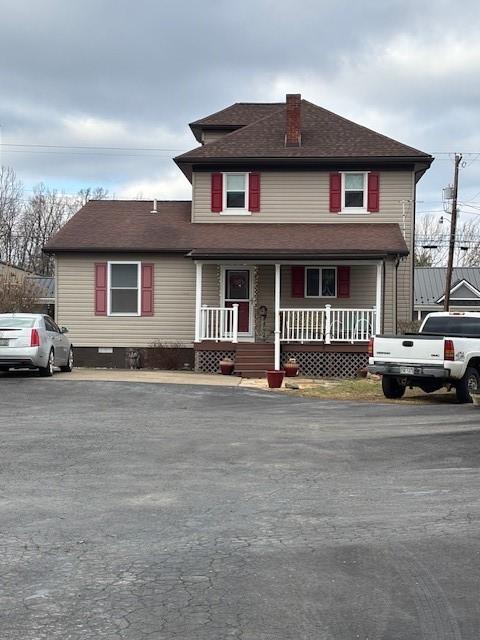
[0,378,479,639]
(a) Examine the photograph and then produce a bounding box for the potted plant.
[266,369,285,388]
[219,356,235,375]
[471,391,480,407]
[283,357,299,377]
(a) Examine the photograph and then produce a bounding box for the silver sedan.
[0,313,73,376]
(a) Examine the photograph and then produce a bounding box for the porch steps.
[234,343,275,378]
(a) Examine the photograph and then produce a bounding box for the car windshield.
[0,317,36,328]
[422,316,480,337]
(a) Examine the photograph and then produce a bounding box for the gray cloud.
[0,0,479,211]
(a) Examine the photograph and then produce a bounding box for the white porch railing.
[280,305,376,343]
[200,305,238,342]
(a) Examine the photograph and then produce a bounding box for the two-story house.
[45,94,433,376]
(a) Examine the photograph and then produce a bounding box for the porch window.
[108,262,140,315]
[225,173,247,210]
[305,267,337,298]
[343,172,367,211]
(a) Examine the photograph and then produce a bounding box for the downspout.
[394,254,400,334]
[382,259,386,333]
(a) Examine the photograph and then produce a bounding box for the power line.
[1,149,179,158]
[0,142,184,152]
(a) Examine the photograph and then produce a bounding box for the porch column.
[274,263,281,370]
[194,261,203,342]
[375,261,383,335]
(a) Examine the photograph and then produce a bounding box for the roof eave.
[187,249,409,260]
[175,155,433,170]
[43,246,192,255]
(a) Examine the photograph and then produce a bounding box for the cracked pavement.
[0,378,479,639]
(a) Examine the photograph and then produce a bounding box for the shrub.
[398,319,421,335]
[0,272,40,313]
[144,342,190,370]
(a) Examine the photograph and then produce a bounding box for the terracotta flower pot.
[220,361,234,375]
[283,362,299,377]
[266,370,285,388]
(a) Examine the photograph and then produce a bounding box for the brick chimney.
[285,93,301,147]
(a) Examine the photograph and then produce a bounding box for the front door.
[224,268,253,337]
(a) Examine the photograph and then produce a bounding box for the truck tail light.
[444,339,455,361]
[30,329,40,347]
[368,337,374,358]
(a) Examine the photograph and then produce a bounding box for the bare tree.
[0,271,39,313]
[415,214,480,267]
[0,167,23,264]
[15,185,72,275]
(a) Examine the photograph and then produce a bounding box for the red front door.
[225,269,251,334]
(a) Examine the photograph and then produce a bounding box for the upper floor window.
[108,262,140,315]
[224,173,248,211]
[342,172,367,212]
[305,267,337,298]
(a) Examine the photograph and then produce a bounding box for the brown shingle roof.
[178,99,432,163]
[189,103,283,142]
[45,200,408,258]
[190,102,283,127]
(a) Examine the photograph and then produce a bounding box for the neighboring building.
[45,94,432,376]
[0,261,55,315]
[415,267,480,320]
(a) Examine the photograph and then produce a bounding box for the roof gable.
[415,268,480,305]
[436,279,480,303]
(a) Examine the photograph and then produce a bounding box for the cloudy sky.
[1,0,479,219]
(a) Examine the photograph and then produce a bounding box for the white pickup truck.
[368,311,480,402]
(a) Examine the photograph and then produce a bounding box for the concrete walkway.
[54,367,264,387]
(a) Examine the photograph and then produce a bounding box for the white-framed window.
[223,172,249,214]
[108,261,141,316]
[342,172,367,213]
[305,267,337,298]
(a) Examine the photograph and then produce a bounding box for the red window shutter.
[248,172,261,212]
[291,266,305,298]
[95,263,107,315]
[367,172,380,212]
[211,173,223,212]
[337,266,350,298]
[329,172,342,213]
[141,263,154,316]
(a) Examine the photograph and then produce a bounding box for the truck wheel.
[382,375,406,399]
[455,366,479,403]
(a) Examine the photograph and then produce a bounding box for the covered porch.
[194,260,383,371]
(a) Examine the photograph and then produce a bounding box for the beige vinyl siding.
[280,264,376,310]
[201,263,220,307]
[192,170,413,225]
[193,169,415,327]
[56,253,196,347]
[255,264,378,341]
[383,259,395,334]
[202,130,234,144]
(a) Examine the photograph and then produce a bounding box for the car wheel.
[455,366,479,403]
[60,348,74,373]
[381,375,406,399]
[39,349,54,377]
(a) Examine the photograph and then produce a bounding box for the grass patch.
[288,377,458,404]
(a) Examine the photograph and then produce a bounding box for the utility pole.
[443,153,462,311]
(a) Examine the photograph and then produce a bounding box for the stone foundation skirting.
[73,346,194,370]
